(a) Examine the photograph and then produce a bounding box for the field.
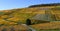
[0,6,60,31]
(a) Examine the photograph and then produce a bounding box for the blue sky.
[0,0,60,10]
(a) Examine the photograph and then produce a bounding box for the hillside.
[0,7,46,24]
[0,6,60,24]
[31,21,60,29]
[0,3,60,31]
[29,3,60,8]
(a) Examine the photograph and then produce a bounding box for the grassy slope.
[0,6,60,31]
[30,21,60,31]
[0,7,46,24]
[31,21,60,29]
[0,25,28,31]
[0,7,59,22]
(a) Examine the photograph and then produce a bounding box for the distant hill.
[29,3,60,8]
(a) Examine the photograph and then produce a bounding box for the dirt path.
[21,24,36,31]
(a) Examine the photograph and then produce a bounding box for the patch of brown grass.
[31,21,60,29]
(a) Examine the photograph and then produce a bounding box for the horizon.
[0,0,60,10]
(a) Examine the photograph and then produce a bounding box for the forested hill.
[28,3,60,8]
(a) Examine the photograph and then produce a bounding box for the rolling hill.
[0,3,60,31]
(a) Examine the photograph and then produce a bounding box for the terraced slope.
[0,4,60,31]
[0,6,60,25]
[0,7,46,24]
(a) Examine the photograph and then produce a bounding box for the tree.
[26,19,31,25]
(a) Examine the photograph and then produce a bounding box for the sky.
[0,0,60,10]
